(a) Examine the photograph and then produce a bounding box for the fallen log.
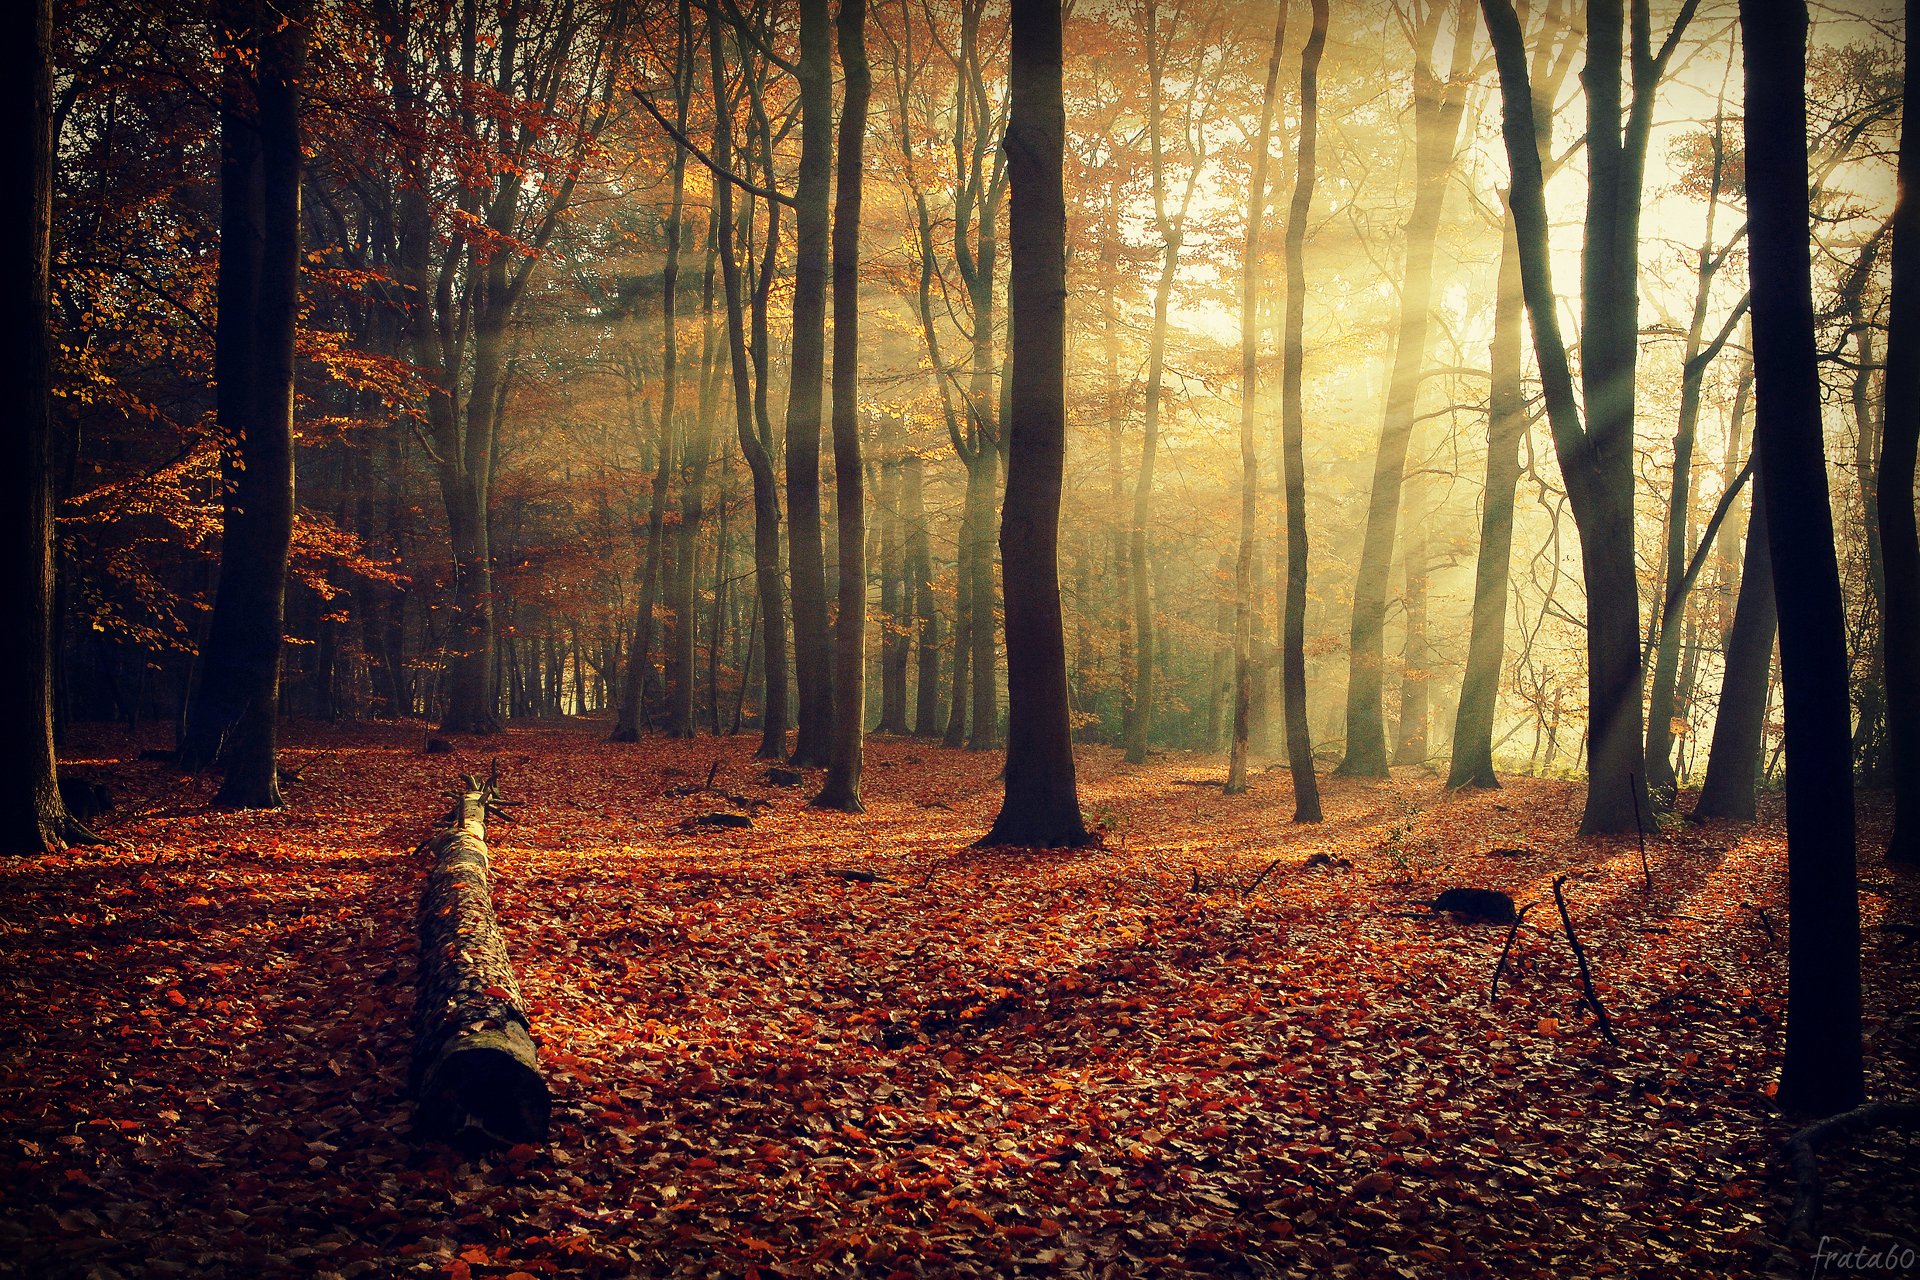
[412,770,549,1147]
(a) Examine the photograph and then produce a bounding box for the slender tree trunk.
[614,67,690,743]
[2,0,93,852]
[878,416,911,734]
[667,244,720,738]
[965,449,1000,748]
[944,532,972,746]
[1449,214,1527,788]
[1393,501,1429,764]
[786,0,835,768]
[1742,0,1863,1117]
[1881,0,1920,862]
[709,11,788,759]
[1277,0,1328,822]
[1226,5,1282,795]
[982,0,1086,849]
[904,453,940,736]
[1647,122,1740,803]
[816,0,870,812]
[1339,0,1474,778]
[179,0,304,807]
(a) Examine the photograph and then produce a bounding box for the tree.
[615,2,695,743]
[1880,0,1920,863]
[1337,0,1475,779]
[1481,0,1696,833]
[786,0,836,768]
[707,7,792,760]
[1741,0,1863,1116]
[1271,0,1329,824]
[378,0,623,735]
[178,0,306,808]
[815,0,871,812]
[1449,0,1575,790]
[1124,0,1219,766]
[1226,2,1287,796]
[2,0,94,853]
[981,0,1087,849]
[1693,442,1776,822]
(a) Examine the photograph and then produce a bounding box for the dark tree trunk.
[709,10,789,760]
[1741,0,1863,1117]
[179,0,304,808]
[815,0,870,812]
[1230,8,1285,796]
[1339,0,1474,778]
[1483,0,1684,833]
[981,0,1087,849]
[1881,0,1920,863]
[786,0,835,768]
[1,0,92,853]
[1449,214,1527,789]
[1277,0,1329,823]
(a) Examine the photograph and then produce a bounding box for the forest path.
[3,720,1915,1278]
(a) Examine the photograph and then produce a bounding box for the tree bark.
[816,0,870,812]
[1880,0,1920,863]
[907,451,942,736]
[786,0,836,768]
[179,0,304,808]
[1483,0,1690,833]
[1693,478,1777,821]
[1339,0,1474,778]
[1226,4,1283,796]
[981,0,1087,849]
[1277,0,1329,823]
[1,0,94,853]
[710,11,790,760]
[1741,0,1863,1117]
[1450,216,1527,788]
[413,775,548,1146]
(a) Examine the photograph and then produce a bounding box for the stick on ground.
[1489,902,1540,1002]
[1552,874,1618,1045]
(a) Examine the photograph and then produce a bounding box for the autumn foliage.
[4,723,1916,1276]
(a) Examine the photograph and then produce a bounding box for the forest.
[2,0,1917,1273]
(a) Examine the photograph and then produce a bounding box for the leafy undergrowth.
[3,721,1917,1279]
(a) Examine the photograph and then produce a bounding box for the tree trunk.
[877,416,911,734]
[1483,0,1680,834]
[1741,0,1863,1117]
[816,0,870,813]
[1881,0,1920,863]
[613,42,691,744]
[1277,0,1329,823]
[786,0,835,768]
[1449,212,1527,788]
[1,0,92,853]
[180,0,304,807]
[413,775,548,1145]
[667,239,721,739]
[1339,0,1473,778]
[709,10,789,760]
[1392,503,1429,765]
[907,452,941,737]
[981,0,1087,849]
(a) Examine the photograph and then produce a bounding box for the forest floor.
[3,720,1917,1279]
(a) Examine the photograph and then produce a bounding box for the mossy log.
[411,773,548,1146]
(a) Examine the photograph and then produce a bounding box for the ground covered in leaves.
[4,721,1918,1278]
